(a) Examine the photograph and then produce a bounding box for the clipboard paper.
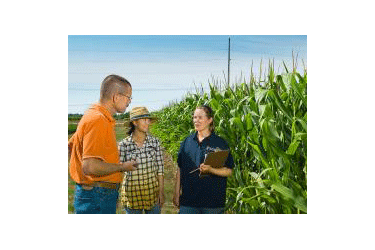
[204,150,229,168]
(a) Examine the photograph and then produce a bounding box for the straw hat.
[123,106,157,128]
[129,106,157,122]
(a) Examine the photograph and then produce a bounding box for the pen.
[189,168,200,174]
[189,153,207,174]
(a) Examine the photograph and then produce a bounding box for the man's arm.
[82,158,138,176]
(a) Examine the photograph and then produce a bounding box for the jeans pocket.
[76,185,94,199]
[74,185,98,214]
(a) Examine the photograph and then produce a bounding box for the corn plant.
[151,60,307,214]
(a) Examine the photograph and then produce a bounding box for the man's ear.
[112,92,118,103]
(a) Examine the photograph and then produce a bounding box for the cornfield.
[151,60,307,214]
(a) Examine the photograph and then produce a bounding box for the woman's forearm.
[209,166,233,177]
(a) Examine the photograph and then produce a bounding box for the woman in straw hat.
[118,106,165,214]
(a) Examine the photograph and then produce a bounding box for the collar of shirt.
[127,133,152,148]
[89,103,115,125]
[193,131,216,145]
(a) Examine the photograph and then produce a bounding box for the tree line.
[68,112,130,121]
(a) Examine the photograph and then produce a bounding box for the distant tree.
[113,112,130,120]
[68,114,83,121]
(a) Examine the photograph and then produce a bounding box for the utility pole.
[228,37,230,86]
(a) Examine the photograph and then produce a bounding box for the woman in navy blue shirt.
[173,105,235,214]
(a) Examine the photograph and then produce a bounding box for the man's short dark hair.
[100,74,131,102]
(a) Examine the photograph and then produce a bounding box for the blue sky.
[68,35,307,114]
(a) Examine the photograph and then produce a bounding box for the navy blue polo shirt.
[177,132,235,208]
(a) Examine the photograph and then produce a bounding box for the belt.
[79,182,119,190]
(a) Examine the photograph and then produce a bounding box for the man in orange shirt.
[68,74,138,214]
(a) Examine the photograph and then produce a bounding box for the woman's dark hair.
[127,121,136,136]
[196,105,215,132]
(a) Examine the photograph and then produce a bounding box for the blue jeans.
[74,184,119,214]
[179,205,225,214]
[124,204,161,214]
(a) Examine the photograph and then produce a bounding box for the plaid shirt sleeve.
[155,139,164,176]
[118,141,127,163]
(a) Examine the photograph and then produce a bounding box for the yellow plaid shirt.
[118,134,164,210]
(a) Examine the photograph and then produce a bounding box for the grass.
[68,121,178,214]
[68,123,77,134]
[68,132,75,214]
[68,173,75,213]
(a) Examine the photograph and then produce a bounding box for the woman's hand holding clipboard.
[189,150,229,175]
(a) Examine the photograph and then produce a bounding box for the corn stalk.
[151,59,307,214]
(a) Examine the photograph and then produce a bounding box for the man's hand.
[121,160,138,172]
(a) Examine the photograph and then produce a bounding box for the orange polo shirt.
[68,103,122,184]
